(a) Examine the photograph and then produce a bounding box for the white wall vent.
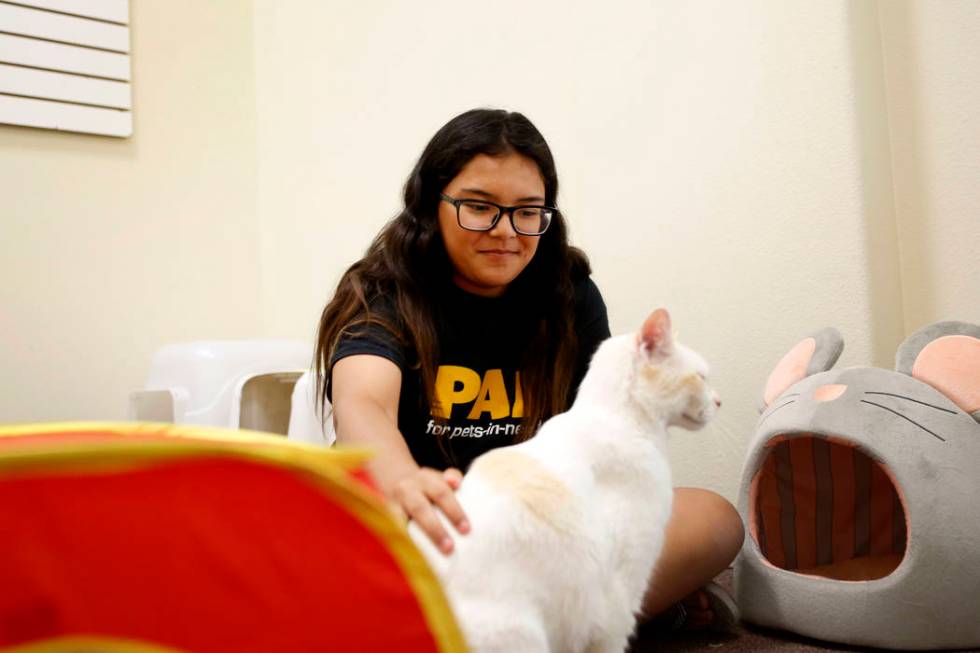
[0,0,131,137]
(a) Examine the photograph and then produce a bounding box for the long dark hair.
[314,108,591,449]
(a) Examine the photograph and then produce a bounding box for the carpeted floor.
[627,569,980,653]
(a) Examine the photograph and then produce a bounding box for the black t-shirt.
[329,276,610,471]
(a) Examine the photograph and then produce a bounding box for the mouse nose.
[814,384,847,402]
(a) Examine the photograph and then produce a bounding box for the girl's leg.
[641,487,744,621]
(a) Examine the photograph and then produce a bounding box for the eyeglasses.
[440,194,555,236]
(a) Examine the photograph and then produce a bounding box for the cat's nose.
[714,397,722,408]
[814,384,847,402]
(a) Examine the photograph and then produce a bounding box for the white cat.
[409,308,720,652]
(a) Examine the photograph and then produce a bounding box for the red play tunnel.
[0,423,466,652]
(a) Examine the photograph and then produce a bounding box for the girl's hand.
[392,467,470,555]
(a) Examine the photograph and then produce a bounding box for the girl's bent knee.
[676,488,744,565]
[705,492,744,564]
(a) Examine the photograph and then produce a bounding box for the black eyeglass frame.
[439,193,556,236]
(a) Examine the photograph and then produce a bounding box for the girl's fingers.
[443,467,463,489]
[396,468,470,554]
[421,470,470,535]
[402,487,453,554]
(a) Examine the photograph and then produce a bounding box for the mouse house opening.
[750,434,906,581]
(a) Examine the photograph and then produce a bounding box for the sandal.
[700,581,739,632]
[652,581,739,634]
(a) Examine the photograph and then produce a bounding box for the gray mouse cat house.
[734,321,980,650]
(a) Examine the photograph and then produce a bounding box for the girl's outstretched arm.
[332,354,470,554]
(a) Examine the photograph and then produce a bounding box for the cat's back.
[458,420,592,534]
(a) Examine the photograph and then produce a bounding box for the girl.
[315,108,743,632]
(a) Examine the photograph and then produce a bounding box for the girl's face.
[438,151,545,297]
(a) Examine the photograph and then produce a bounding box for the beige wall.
[2,1,976,501]
[0,0,261,422]
[880,0,980,331]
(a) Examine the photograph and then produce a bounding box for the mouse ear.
[896,321,980,420]
[760,328,843,411]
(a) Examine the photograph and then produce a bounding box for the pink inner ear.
[763,338,817,406]
[911,335,980,413]
[640,308,672,353]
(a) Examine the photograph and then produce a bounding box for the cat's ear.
[638,308,674,357]
[896,321,980,421]
[760,327,843,411]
